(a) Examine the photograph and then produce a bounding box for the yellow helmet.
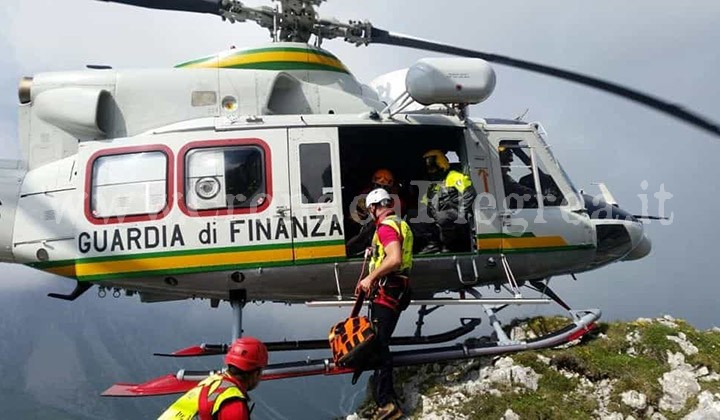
[423,149,450,172]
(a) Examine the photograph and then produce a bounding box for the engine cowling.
[34,87,113,140]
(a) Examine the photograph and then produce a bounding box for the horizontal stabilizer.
[102,374,197,397]
[154,344,227,357]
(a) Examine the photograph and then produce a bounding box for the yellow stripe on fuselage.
[74,248,294,278]
[46,265,77,278]
[36,242,349,280]
[477,236,568,251]
[294,244,346,260]
[184,51,347,72]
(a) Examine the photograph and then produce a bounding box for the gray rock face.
[420,394,468,420]
[626,330,642,345]
[389,356,541,419]
[658,315,679,328]
[621,390,648,410]
[592,378,618,418]
[667,332,699,356]
[484,357,540,391]
[683,391,720,420]
[350,316,720,420]
[700,372,720,382]
[501,408,521,420]
[659,352,702,412]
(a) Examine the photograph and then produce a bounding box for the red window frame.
[85,144,174,225]
[177,138,273,217]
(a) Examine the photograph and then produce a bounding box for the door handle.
[275,206,291,217]
[500,211,512,226]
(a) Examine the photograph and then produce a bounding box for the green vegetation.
[461,389,597,420]
[356,317,720,419]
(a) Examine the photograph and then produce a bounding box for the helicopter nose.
[592,219,651,266]
[626,220,644,249]
[583,195,652,264]
[623,222,652,261]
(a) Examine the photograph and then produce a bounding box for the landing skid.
[104,310,598,396]
[154,317,482,357]
[102,281,601,397]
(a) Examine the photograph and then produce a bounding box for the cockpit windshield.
[534,128,580,201]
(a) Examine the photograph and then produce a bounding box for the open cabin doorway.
[337,125,470,256]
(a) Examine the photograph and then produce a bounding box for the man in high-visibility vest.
[418,149,476,253]
[158,337,268,420]
[356,188,413,420]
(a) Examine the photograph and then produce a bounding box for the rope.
[500,253,522,298]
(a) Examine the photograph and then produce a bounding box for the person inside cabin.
[499,144,538,209]
[414,149,476,253]
[507,146,566,207]
[226,148,264,208]
[346,168,405,256]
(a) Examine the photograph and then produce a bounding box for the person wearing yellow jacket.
[417,149,476,253]
[158,337,268,420]
[356,188,413,420]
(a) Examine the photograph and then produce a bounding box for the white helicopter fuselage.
[0,43,650,303]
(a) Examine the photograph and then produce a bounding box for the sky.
[1,0,718,316]
[1,0,720,417]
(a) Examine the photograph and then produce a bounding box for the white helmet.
[366,188,392,208]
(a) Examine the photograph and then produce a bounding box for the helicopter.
[1,0,718,399]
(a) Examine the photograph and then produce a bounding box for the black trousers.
[411,209,471,252]
[370,302,401,406]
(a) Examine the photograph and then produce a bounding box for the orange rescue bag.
[328,291,376,367]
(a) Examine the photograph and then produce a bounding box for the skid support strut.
[464,288,514,344]
[414,304,442,338]
[529,279,571,311]
[229,290,247,341]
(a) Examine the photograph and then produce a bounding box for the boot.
[418,242,441,254]
[372,401,403,420]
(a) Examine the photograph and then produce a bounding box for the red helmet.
[225,337,268,371]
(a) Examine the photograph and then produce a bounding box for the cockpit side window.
[532,150,567,207]
[498,140,567,208]
[499,140,538,209]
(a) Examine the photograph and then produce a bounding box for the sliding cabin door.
[287,127,346,264]
[465,125,503,260]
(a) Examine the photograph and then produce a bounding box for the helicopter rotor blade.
[98,0,222,15]
[369,28,720,138]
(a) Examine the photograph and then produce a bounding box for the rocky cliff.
[349,316,720,419]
